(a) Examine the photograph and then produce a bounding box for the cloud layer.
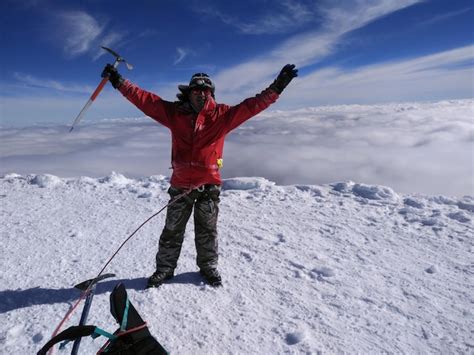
[1,100,472,197]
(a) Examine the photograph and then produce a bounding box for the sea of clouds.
[1,99,472,197]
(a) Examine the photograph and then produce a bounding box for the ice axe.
[70,273,115,355]
[69,46,133,132]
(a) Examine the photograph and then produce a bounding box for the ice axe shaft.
[68,62,118,133]
[69,46,132,132]
[70,273,115,355]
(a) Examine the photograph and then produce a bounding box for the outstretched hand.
[270,64,298,94]
[101,64,124,89]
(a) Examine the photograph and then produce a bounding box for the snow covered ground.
[1,173,472,354]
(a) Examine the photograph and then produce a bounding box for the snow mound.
[222,177,275,191]
[457,199,474,213]
[76,176,98,185]
[430,195,458,205]
[29,174,63,188]
[331,181,399,202]
[98,172,134,186]
[330,181,355,193]
[352,183,399,202]
[403,197,425,209]
[294,185,326,197]
[143,175,168,183]
[2,173,24,182]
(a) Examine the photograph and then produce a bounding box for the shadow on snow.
[0,272,203,314]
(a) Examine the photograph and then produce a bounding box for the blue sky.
[1,0,473,127]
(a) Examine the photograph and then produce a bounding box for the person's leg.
[194,185,221,286]
[156,187,194,273]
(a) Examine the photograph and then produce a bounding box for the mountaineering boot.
[146,270,174,288]
[200,268,222,287]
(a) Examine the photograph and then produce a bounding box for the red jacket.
[119,80,279,189]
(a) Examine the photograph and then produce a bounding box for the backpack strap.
[37,325,96,355]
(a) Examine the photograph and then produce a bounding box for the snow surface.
[1,173,473,353]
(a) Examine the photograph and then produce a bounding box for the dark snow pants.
[155,185,221,273]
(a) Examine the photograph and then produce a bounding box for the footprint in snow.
[32,333,43,343]
[275,233,286,245]
[310,266,336,279]
[447,211,471,223]
[457,200,474,212]
[285,330,306,345]
[289,261,306,270]
[240,251,253,262]
[138,191,153,198]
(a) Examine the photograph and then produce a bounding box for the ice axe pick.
[69,46,133,132]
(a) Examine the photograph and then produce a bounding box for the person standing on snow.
[102,63,298,288]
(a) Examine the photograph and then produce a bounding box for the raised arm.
[102,64,173,128]
[223,64,298,133]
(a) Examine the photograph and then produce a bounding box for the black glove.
[101,64,124,89]
[270,64,298,94]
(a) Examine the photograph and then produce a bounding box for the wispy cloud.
[417,7,473,27]
[194,0,315,35]
[0,91,140,127]
[319,0,421,33]
[59,11,104,57]
[282,45,474,106]
[213,0,422,93]
[214,44,473,107]
[136,29,160,39]
[12,72,93,94]
[173,47,190,65]
[56,11,125,60]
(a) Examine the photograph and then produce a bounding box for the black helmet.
[188,73,215,92]
[177,72,215,100]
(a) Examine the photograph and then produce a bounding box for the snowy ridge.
[0,173,472,353]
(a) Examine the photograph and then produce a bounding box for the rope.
[96,323,149,354]
[46,187,194,354]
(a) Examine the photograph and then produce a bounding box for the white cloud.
[319,0,421,33]
[194,0,315,35]
[173,48,189,65]
[281,45,474,106]
[12,72,93,94]
[0,91,143,127]
[417,6,473,27]
[213,0,423,93]
[1,100,472,196]
[55,11,125,60]
[59,11,104,57]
